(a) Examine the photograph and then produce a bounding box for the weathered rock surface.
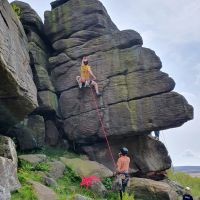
[72,194,92,200]
[128,177,178,200]
[0,157,21,192]
[18,154,47,166]
[44,0,193,176]
[8,115,45,150]
[30,181,58,200]
[37,91,58,114]
[81,135,171,174]
[0,185,11,200]
[0,136,18,166]
[0,0,38,133]
[45,0,118,42]
[45,120,60,146]
[47,160,65,179]
[90,181,107,198]
[11,1,44,33]
[13,1,58,115]
[11,1,60,150]
[60,157,113,178]
[41,176,58,188]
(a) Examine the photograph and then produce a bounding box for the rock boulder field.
[0,0,194,197]
[44,0,193,174]
[0,0,195,199]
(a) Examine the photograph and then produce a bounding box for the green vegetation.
[102,177,114,190]
[168,170,200,197]
[11,3,21,17]
[104,192,134,200]
[12,147,135,199]
[19,145,79,159]
[55,167,99,200]
[11,163,41,200]
[11,185,37,200]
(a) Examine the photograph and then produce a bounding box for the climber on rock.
[115,147,130,200]
[76,56,101,96]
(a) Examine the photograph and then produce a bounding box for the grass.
[11,147,103,200]
[18,146,80,159]
[11,165,42,200]
[11,185,37,200]
[168,169,200,197]
[12,147,135,200]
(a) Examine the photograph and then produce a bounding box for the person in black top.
[183,187,193,200]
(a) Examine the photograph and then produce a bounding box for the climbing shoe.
[96,93,101,97]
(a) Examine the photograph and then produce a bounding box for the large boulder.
[81,135,171,174]
[37,91,58,114]
[0,136,18,166]
[63,92,192,144]
[8,115,45,150]
[60,157,113,178]
[45,120,60,146]
[0,157,21,192]
[0,185,11,200]
[30,181,58,200]
[18,154,47,166]
[128,178,178,200]
[46,160,65,179]
[44,0,118,42]
[13,1,58,116]
[11,1,44,34]
[44,0,193,175]
[0,0,38,133]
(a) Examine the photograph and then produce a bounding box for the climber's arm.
[88,69,96,80]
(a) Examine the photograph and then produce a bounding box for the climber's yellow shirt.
[80,64,91,80]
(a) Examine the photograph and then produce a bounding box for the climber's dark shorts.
[81,80,92,87]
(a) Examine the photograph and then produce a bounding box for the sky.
[9,0,200,166]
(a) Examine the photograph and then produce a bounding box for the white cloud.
[181,149,200,159]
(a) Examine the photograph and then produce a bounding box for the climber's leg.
[76,76,83,88]
[119,190,123,200]
[91,80,101,96]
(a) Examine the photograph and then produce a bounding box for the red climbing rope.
[89,87,116,169]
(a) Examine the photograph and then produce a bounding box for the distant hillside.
[174,166,200,173]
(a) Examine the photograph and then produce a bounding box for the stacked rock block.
[44,0,193,175]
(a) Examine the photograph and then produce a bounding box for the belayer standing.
[76,56,101,96]
[183,187,193,200]
[115,147,130,200]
